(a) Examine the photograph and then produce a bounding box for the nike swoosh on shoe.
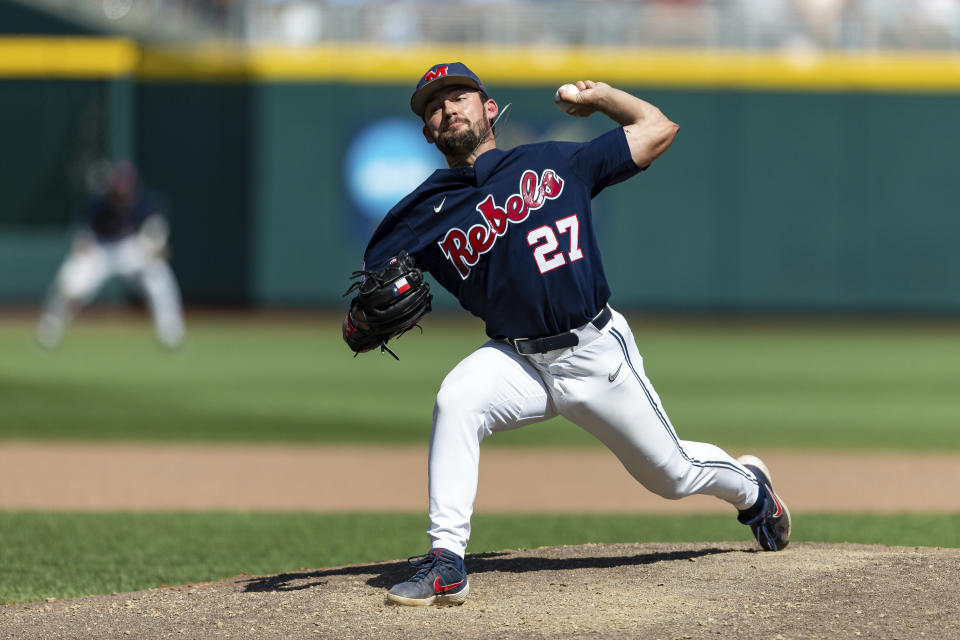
[434,577,464,594]
[766,484,784,517]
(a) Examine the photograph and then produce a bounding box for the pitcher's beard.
[437,118,492,161]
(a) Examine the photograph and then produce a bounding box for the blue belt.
[508,306,612,355]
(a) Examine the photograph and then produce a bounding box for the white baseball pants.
[427,306,760,557]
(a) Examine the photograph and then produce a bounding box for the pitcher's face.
[422,88,495,157]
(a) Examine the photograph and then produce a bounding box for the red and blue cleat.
[737,454,792,551]
[386,548,470,606]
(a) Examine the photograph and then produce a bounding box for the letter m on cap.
[423,65,449,82]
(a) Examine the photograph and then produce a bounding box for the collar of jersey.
[472,147,507,186]
[414,147,506,198]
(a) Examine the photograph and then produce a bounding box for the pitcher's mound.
[6,542,959,639]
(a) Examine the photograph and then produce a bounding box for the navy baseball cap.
[410,62,487,117]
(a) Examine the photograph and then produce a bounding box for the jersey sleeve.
[362,212,421,271]
[132,189,166,227]
[78,196,103,227]
[566,127,644,198]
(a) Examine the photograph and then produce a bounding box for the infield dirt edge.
[3,541,957,639]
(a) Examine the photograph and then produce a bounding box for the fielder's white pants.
[427,306,760,557]
[37,235,185,348]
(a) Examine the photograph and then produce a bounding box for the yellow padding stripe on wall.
[0,37,139,78]
[3,38,960,92]
[209,44,960,92]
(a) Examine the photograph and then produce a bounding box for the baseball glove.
[342,251,432,359]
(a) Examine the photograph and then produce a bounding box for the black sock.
[738,481,768,519]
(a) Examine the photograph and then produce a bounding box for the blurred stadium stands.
[14,0,960,50]
[4,0,959,312]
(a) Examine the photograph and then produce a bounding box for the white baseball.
[554,83,580,114]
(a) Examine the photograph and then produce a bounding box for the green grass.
[3,313,960,450]
[3,313,957,605]
[0,510,957,604]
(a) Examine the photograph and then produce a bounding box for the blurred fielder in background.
[35,160,185,350]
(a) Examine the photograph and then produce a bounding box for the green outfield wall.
[2,38,959,312]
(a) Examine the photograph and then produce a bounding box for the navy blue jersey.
[82,188,162,243]
[363,127,641,340]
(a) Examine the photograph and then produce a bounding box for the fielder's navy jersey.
[363,127,642,340]
[82,188,163,243]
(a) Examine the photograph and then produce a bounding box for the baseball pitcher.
[343,63,790,606]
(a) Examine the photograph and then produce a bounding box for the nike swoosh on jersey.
[433,196,447,214]
[608,362,623,382]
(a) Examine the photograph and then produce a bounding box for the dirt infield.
[2,442,960,513]
[2,443,958,637]
[3,541,958,639]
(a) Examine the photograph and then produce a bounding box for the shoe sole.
[737,455,792,551]
[385,580,470,607]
